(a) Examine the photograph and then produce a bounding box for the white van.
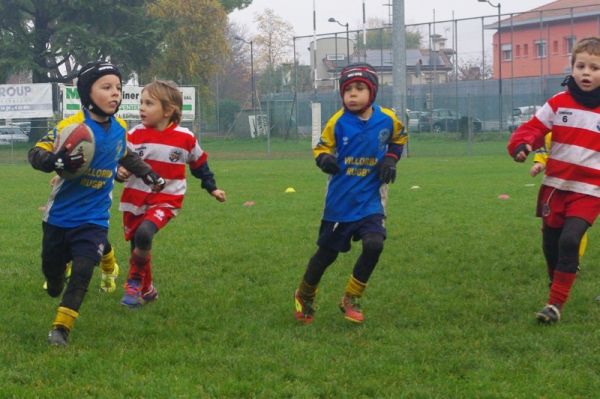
[507,105,542,133]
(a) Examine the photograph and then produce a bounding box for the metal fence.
[3,3,599,161]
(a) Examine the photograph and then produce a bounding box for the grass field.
[2,137,600,398]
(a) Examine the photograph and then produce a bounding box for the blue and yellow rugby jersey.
[313,104,407,222]
[36,110,128,228]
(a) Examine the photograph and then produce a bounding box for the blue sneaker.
[121,279,143,308]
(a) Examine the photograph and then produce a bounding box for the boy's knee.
[134,222,157,250]
[362,234,384,255]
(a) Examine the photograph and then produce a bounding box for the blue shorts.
[317,214,386,253]
[42,222,108,265]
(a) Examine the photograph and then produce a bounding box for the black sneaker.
[536,304,561,324]
[48,327,69,346]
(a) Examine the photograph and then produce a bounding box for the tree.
[253,9,294,72]
[220,0,253,13]
[0,1,162,83]
[145,0,229,93]
[449,58,492,81]
[253,8,294,95]
[355,18,421,50]
[219,23,253,104]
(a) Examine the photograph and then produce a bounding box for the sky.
[229,0,553,38]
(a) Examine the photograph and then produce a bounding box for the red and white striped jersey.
[119,123,207,215]
[508,90,600,197]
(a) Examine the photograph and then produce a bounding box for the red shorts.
[123,207,176,241]
[537,185,600,228]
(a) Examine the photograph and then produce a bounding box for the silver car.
[0,126,29,145]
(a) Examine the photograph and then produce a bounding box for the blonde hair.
[142,80,183,124]
[571,37,600,66]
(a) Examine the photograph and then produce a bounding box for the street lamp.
[328,17,350,65]
[479,0,502,130]
[234,35,256,135]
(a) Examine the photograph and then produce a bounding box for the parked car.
[507,105,542,133]
[0,125,29,145]
[418,108,482,134]
[406,110,425,132]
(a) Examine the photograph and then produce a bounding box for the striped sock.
[52,306,79,332]
[344,275,367,298]
[298,279,317,300]
[548,270,577,307]
[100,246,116,274]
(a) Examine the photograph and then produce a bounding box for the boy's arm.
[28,128,84,173]
[508,103,553,160]
[379,109,408,183]
[313,111,342,175]
[118,151,165,191]
[189,152,218,194]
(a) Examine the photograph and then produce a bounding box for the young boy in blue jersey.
[294,63,407,324]
[29,61,165,346]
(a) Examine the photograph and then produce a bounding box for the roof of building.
[485,0,600,30]
[323,48,452,74]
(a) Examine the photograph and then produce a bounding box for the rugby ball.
[54,123,95,179]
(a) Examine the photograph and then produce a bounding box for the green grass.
[3,137,600,397]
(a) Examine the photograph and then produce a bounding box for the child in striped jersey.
[118,80,226,308]
[509,37,600,324]
[529,133,588,283]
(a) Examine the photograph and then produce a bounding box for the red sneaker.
[339,295,364,323]
[142,284,158,303]
[294,289,315,324]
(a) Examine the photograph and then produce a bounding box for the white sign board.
[61,85,196,121]
[0,83,53,119]
[249,114,268,138]
[311,102,322,148]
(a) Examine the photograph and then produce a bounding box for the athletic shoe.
[536,304,561,324]
[294,289,315,324]
[100,263,120,293]
[121,279,143,309]
[48,327,69,346]
[141,284,158,303]
[339,295,364,324]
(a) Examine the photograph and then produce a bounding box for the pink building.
[489,0,600,79]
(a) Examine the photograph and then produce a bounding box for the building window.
[535,40,547,58]
[524,43,529,56]
[516,44,521,57]
[501,44,512,61]
[565,36,576,54]
[553,40,559,54]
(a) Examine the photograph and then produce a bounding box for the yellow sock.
[298,280,317,300]
[52,306,79,331]
[579,232,588,258]
[344,275,367,298]
[100,246,116,274]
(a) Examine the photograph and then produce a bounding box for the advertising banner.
[61,85,196,121]
[0,83,53,119]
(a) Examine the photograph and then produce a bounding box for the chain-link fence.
[3,3,598,162]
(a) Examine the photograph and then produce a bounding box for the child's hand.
[211,189,226,202]
[316,154,340,175]
[530,162,545,177]
[512,143,532,162]
[49,175,60,187]
[115,166,132,182]
[142,171,166,192]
